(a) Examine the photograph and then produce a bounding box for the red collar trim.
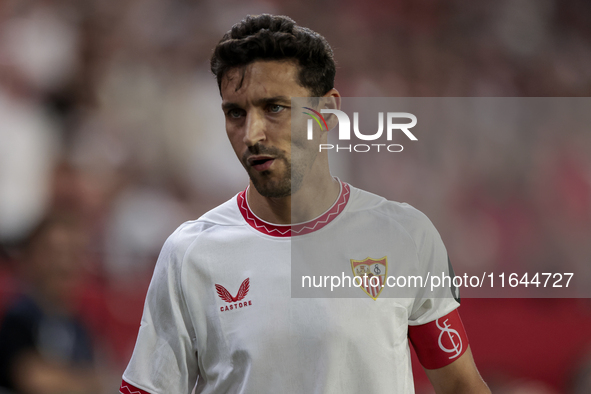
[237,181,351,237]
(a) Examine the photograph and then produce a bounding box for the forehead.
[221,60,310,102]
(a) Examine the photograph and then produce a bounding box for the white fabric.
[123,184,459,394]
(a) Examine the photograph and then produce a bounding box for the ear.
[321,88,341,131]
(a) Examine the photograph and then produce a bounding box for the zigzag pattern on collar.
[237,181,350,237]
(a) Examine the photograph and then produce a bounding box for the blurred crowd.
[0,0,590,393]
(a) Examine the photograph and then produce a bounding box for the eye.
[268,104,285,113]
[227,108,245,119]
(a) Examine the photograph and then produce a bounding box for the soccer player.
[120,14,490,394]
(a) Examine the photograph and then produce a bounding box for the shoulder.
[346,184,438,236]
[161,193,246,260]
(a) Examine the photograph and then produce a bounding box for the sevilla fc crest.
[351,257,387,300]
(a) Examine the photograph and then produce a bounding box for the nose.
[243,112,266,147]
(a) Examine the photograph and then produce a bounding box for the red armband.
[408,308,469,369]
[120,380,151,394]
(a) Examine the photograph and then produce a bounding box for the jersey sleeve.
[122,223,198,394]
[398,205,468,369]
[400,205,460,325]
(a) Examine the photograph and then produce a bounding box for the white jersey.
[121,181,459,394]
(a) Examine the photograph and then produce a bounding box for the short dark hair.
[210,14,336,97]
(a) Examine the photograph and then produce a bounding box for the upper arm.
[122,226,199,394]
[400,206,489,393]
[424,346,490,394]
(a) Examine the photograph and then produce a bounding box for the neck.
[246,172,340,225]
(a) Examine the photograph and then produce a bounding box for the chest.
[182,231,416,375]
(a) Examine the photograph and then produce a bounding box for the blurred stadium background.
[0,0,590,393]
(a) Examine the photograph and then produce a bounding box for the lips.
[247,156,275,171]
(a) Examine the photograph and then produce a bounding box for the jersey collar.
[237,180,350,237]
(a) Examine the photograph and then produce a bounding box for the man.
[120,14,490,393]
[0,213,100,394]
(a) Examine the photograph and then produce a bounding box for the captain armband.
[408,308,469,369]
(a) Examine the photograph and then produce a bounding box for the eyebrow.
[221,96,291,111]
